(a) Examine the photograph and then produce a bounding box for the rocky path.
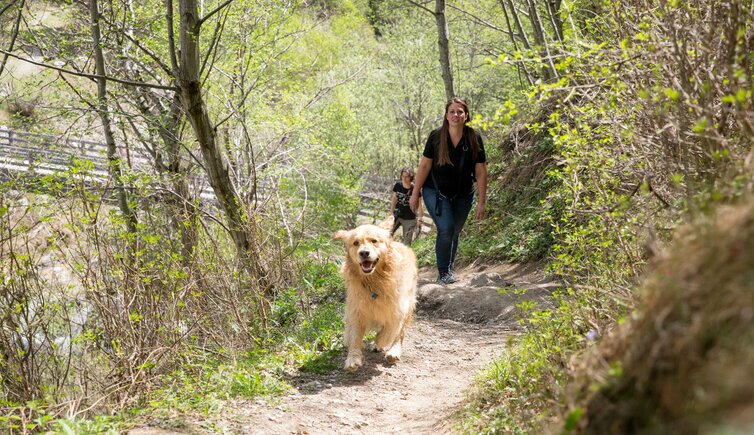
[132,263,557,434]
[226,318,512,434]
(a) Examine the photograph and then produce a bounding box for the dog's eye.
[370,238,378,244]
[352,241,359,246]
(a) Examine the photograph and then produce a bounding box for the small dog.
[333,224,417,371]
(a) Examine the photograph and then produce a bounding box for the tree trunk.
[434,0,454,101]
[503,0,531,50]
[161,96,198,263]
[0,0,26,78]
[140,91,198,263]
[176,0,262,277]
[89,0,138,234]
[526,0,558,81]
[544,0,564,46]
[499,0,534,86]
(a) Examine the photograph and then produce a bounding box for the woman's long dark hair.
[436,97,480,166]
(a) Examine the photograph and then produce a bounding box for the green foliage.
[51,416,123,434]
[0,402,58,433]
[280,280,345,373]
[459,290,587,433]
[298,348,342,374]
[230,367,291,398]
[408,233,436,268]
[146,348,290,417]
[460,0,754,431]
[301,259,342,294]
[140,244,345,422]
[458,125,560,264]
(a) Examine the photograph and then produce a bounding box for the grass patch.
[458,290,586,433]
[298,348,342,373]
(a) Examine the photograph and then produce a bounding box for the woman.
[409,98,488,284]
[390,167,423,245]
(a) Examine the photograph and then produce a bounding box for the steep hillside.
[568,198,754,434]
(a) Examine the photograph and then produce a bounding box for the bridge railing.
[0,126,433,234]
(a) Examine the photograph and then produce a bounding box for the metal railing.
[0,125,431,233]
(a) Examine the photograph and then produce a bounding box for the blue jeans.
[422,187,474,275]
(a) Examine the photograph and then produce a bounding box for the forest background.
[1,0,753,433]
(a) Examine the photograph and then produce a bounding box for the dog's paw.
[384,353,400,365]
[344,355,363,372]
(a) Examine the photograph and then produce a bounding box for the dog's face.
[334,225,391,275]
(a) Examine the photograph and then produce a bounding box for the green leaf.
[564,408,584,431]
[58,421,77,435]
[722,94,736,103]
[664,88,681,101]
[692,117,709,133]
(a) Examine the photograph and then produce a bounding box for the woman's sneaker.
[437,272,457,285]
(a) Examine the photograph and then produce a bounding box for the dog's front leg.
[375,322,403,364]
[384,341,402,364]
[343,318,366,372]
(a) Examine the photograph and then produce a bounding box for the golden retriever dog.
[333,224,417,372]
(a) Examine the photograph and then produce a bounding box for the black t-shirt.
[422,127,486,198]
[392,182,417,220]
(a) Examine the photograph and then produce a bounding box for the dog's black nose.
[359,250,369,258]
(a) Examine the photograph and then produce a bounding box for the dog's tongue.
[360,261,375,272]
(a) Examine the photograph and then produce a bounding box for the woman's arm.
[390,191,397,214]
[474,162,488,220]
[416,199,423,229]
[409,156,432,212]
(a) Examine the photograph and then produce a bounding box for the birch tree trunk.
[89,0,138,234]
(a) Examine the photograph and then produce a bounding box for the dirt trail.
[132,263,557,434]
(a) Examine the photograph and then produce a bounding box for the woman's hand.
[409,191,420,213]
[410,156,432,213]
[474,162,488,221]
[474,202,485,220]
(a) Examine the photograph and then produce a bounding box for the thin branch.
[199,4,229,84]
[0,0,25,78]
[197,0,234,28]
[0,0,19,18]
[403,0,435,15]
[0,48,179,91]
[502,0,532,50]
[543,0,564,47]
[97,12,173,77]
[447,3,509,35]
[165,0,179,74]
[303,61,369,110]
[57,71,96,111]
[213,22,308,130]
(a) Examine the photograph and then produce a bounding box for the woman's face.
[401,171,412,182]
[446,102,467,127]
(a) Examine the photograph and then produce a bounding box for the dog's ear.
[377,227,391,241]
[377,214,394,231]
[333,230,348,241]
